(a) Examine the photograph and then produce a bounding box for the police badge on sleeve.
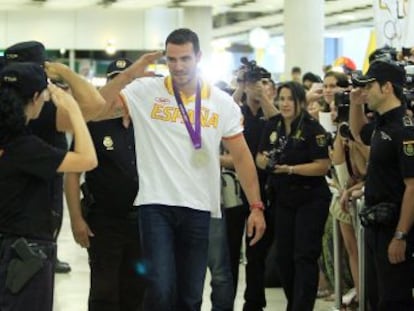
[316,134,327,147]
[403,140,414,156]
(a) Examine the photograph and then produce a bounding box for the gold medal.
[192,149,209,167]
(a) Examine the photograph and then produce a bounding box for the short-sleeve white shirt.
[121,76,243,217]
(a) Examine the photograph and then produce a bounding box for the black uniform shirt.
[363,106,414,206]
[240,105,268,191]
[84,118,138,217]
[28,101,67,221]
[0,135,67,240]
[241,105,266,157]
[259,111,329,189]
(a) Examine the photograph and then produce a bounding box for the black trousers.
[273,192,330,311]
[365,226,414,311]
[87,213,145,311]
[0,236,56,311]
[225,202,275,311]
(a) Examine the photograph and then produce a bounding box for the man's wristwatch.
[394,231,408,240]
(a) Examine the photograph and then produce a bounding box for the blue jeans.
[138,205,210,311]
[208,215,234,311]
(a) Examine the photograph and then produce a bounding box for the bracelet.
[250,201,265,211]
[288,166,294,175]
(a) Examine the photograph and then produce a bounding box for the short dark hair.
[302,72,322,84]
[0,87,28,145]
[291,66,301,74]
[165,28,200,54]
[377,80,405,104]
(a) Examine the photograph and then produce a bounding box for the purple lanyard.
[172,80,202,149]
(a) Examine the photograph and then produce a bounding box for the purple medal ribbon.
[172,80,202,149]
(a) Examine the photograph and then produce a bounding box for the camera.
[369,46,414,104]
[240,57,271,83]
[265,148,282,172]
[404,65,414,112]
[334,90,351,123]
[338,122,354,141]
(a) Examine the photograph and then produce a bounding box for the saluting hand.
[125,50,164,80]
[44,61,70,81]
[349,88,366,106]
[48,83,78,112]
[247,209,266,246]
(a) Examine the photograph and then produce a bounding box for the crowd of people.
[1,27,414,311]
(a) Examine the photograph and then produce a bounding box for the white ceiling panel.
[0,0,374,40]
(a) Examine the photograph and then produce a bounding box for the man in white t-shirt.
[96,28,265,311]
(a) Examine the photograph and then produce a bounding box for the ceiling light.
[105,40,116,55]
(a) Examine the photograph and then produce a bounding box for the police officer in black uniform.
[0,63,97,311]
[351,60,414,311]
[257,81,331,311]
[223,66,278,310]
[4,40,104,273]
[65,58,145,311]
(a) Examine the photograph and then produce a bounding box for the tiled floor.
[53,212,337,311]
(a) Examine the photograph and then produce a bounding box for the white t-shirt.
[121,76,243,217]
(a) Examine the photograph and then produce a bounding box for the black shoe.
[55,259,71,274]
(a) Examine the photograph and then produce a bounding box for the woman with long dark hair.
[0,62,97,311]
[256,81,331,311]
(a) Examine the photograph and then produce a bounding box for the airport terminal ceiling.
[0,0,373,39]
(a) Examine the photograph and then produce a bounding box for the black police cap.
[352,60,405,88]
[4,41,46,65]
[106,58,132,79]
[0,62,48,98]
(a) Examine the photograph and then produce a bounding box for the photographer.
[256,81,331,311]
[351,59,414,310]
[329,117,370,306]
[307,71,349,121]
[223,60,278,310]
[232,58,278,118]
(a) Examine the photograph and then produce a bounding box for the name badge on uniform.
[269,131,277,144]
[103,136,114,150]
[403,116,413,127]
[316,134,327,147]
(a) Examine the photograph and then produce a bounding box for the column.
[183,7,213,64]
[69,49,76,71]
[284,0,324,78]
[144,8,182,50]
